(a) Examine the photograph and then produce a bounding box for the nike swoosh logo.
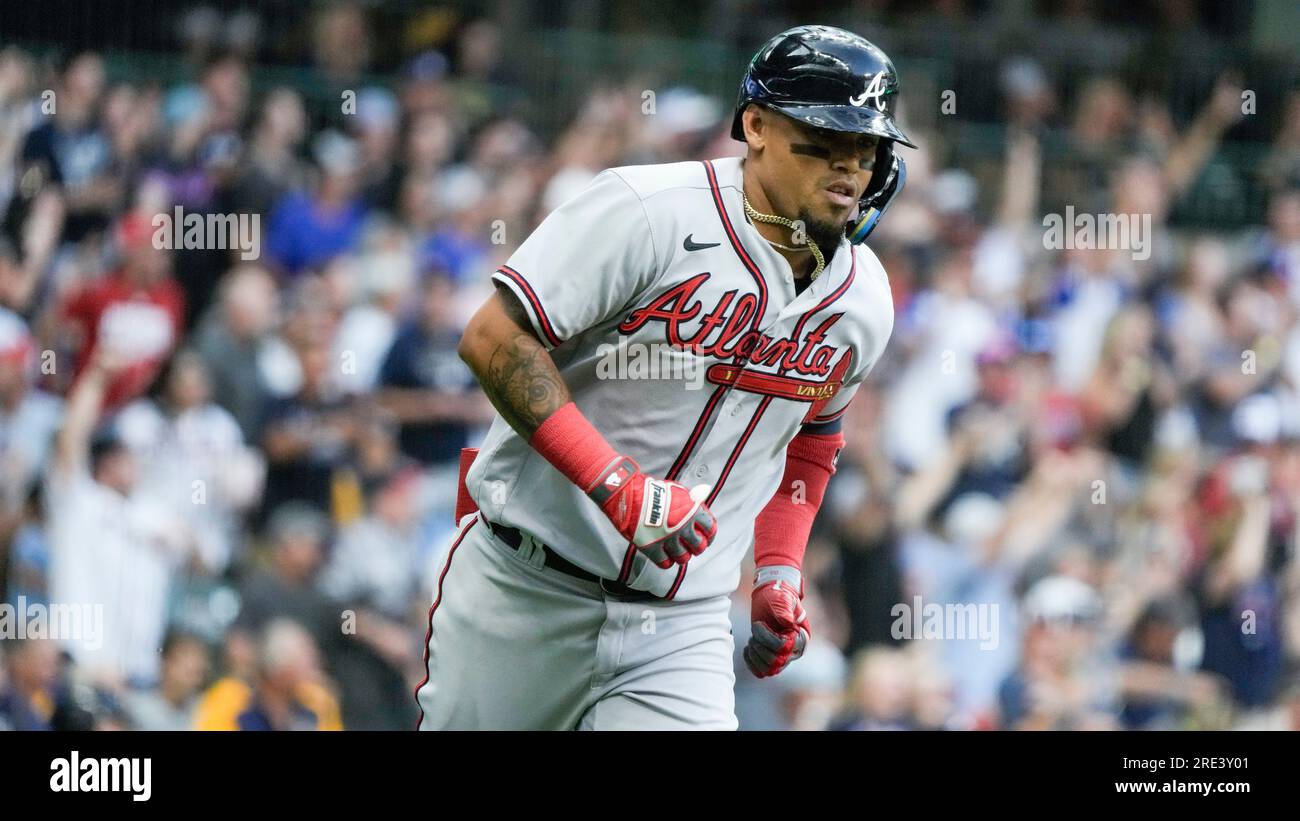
[683,234,720,251]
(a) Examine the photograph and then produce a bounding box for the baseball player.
[416,24,913,730]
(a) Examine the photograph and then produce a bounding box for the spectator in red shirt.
[60,212,184,410]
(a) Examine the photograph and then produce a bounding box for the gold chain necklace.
[742,192,825,282]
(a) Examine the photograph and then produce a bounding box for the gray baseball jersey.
[469,156,894,601]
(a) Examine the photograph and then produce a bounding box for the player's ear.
[742,105,768,151]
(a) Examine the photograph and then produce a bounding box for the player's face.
[768,112,878,240]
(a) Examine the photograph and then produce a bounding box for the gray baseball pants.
[415,515,737,730]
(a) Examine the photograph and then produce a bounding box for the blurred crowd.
[0,3,1298,731]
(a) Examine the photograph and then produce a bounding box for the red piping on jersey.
[618,381,728,588]
[616,541,638,584]
[666,562,688,600]
[414,516,480,730]
[703,160,767,329]
[667,395,774,600]
[785,251,856,366]
[616,381,728,584]
[706,396,773,509]
[496,265,563,348]
[666,384,728,481]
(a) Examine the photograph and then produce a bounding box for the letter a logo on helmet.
[849,71,889,110]
[731,25,915,244]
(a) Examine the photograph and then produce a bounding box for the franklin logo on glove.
[645,481,667,527]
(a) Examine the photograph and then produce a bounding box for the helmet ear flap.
[863,139,895,200]
[846,140,906,244]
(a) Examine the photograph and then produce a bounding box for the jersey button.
[694,465,708,478]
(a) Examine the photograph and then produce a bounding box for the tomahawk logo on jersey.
[471,156,894,601]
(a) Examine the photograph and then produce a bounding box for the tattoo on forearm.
[482,329,569,436]
[473,287,570,437]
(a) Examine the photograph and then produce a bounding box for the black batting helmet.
[732,25,915,243]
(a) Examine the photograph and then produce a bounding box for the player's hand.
[586,456,716,568]
[745,566,810,678]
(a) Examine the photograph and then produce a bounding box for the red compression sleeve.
[529,401,622,492]
[753,432,845,572]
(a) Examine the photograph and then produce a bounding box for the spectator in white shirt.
[45,346,196,689]
[116,350,264,574]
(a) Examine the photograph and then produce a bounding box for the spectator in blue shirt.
[265,130,368,277]
[376,272,488,466]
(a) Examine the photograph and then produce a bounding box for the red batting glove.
[744,566,810,678]
[587,456,717,569]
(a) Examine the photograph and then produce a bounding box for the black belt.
[481,517,657,600]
